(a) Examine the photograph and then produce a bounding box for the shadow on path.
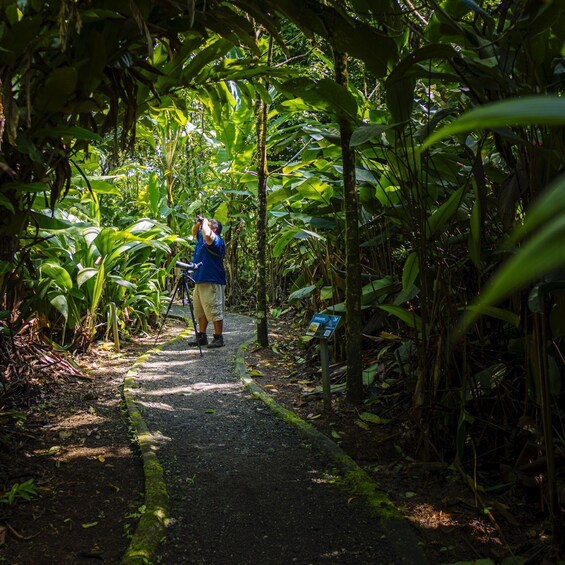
[130,313,422,564]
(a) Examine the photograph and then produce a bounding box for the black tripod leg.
[154,277,183,346]
[181,279,203,357]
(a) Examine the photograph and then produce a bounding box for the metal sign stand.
[305,314,342,412]
[319,338,331,411]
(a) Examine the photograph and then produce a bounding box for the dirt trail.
[129,313,425,564]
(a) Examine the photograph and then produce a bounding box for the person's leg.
[188,285,209,346]
[199,316,209,333]
[207,285,225,348]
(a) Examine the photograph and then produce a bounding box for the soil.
[0,327,180,565]
[0,314,557,564]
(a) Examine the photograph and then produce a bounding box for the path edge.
[120,328,193,565]
[236,339,429,565]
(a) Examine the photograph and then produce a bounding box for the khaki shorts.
[193,283,225,322]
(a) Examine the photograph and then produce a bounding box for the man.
[188,214,226,348]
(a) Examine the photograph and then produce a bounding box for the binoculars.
[175,261,201,271]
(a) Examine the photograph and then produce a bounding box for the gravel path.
[130,313,420,564]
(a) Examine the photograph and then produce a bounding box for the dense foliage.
[1,0,564,554]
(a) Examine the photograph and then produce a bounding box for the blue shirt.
[192,231,226,285]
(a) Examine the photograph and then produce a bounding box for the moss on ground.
[236,341,403,523]
[120,328,193,565]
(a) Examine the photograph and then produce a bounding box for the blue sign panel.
[305,314,342,338]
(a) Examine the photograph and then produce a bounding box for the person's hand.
[196,215,204,223]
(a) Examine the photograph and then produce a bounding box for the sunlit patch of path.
[132,313,408,565]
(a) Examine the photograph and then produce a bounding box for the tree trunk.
[334,50,363,403]
[255,36,273,347]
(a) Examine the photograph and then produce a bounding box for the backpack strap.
[204,245,222,258]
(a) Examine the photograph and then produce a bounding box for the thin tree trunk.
[334,50,363,403]
[534,303,563,552]
[255,35,273,347]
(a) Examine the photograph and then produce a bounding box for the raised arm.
[194,215,215,245]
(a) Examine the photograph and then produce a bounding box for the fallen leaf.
[205,409,216,414]
[97,455,106,463]
[354,419,370,430]
[306,413,321,420]
[82,522,98,529]
[379,331,401,341]
[359,412,389,425]
[59,430,72,440]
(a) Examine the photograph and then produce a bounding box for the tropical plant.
[23,204,180,350]
[0,479,36,506]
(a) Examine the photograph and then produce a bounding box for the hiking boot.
[207,334,224,348]
[188,332,208,346]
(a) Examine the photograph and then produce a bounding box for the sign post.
[305,314,342,412]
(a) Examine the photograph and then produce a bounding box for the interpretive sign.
[305,313,342,412]
[305,314,342,339]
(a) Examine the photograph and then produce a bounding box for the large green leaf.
[181,38,233,84]
[278,77,357,121]
[90,260,106,316]
[328,277,394,312]
[459,215,565,333]
[77,268,99,287]
[315,78,358,121]
[422,96,565,150]
[75,178,120,195]
[386,43,459,85]
[383,34,459,126]
[272,228,302,257]
[289,285,317,302]
[40,263,73,290]
[350,124,397,147]
[49,294,69,321]
[361,277,395,305]
[147,172,161,218]
[107,275,137,289]
[385,77,415,125]
[427,185,466,237]
[402,253,419,291]
[378,304,423,332]
[295,177,333,203]
[267,186,295,207]
[92,228,120,258]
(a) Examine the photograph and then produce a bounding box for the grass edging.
[120,328,193,565]
[235,340,429,564]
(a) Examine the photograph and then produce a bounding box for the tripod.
[156,261,203,356]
